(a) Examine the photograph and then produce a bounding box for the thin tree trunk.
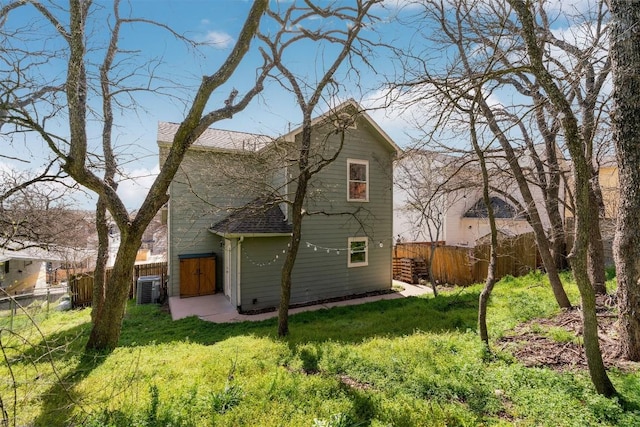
[610,0,640,361]
[470,107,498,347]
[427,241,438,297]
[587,190,607,296]
[90,198,109,324]
[278,169,309,337]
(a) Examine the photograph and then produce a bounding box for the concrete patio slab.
[168,280,431,323]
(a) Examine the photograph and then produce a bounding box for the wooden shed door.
[179,255,216,297]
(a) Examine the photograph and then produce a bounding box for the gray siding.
[162,148,266,296]
[291,118,394,304]
[236,118,395,312]
[239,236,289,311]
[162,108,396,309]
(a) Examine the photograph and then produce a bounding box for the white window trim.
[347,158,369,202]
[348,237,368,268]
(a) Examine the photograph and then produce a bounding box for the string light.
[242,238,392,267]
[303,239,388,254]
[243,247,286,267]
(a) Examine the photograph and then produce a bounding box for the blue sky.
[2,0,593,210]
[2,0,421,209]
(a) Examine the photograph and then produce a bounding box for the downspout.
[237,236,243,310]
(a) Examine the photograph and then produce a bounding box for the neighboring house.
[106,211,167,267]
[0,245,70,295]
[394,146,623,255]
[598,158,619,220]
[394,148,562,246]
[159,100,400,313]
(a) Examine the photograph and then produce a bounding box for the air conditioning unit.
[136,275,162,304]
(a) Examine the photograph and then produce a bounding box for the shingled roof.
[463,196,525,219]
[210,197,293,236]
[157,122,272,152]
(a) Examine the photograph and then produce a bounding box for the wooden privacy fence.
[393,233,541,286]
[69,262,168,308]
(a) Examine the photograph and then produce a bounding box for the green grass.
[1,271,639,426]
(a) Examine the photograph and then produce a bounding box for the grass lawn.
[1,271,639,426]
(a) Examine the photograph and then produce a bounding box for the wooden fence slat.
[393,233,540,286]
[69,262,168,308]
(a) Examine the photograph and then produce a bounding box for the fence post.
[9,298,15,331]
[46,287,50,318]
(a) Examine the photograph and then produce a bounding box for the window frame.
[347,159,369,202]
[347,237,368,268]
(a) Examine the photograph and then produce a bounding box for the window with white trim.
[348,237,368,267]
[347,159,369,202]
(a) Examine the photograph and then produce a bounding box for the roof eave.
[279,99,402,155]
[208,230,293,239]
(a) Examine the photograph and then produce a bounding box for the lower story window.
[348,237,368,267]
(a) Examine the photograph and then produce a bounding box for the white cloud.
[361,88,427,147]
[544,0,594,14]
[202,31,234,49]
[378,0,424,11]
[116,165,160,210]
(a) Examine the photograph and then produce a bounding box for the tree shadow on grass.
[0,318,112,426]
[118,289,480,349]
[32,350,111,426]
[3,290,482,426]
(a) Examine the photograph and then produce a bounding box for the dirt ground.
[497,295,640,372]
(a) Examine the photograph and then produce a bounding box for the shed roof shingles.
[210,198,292,235]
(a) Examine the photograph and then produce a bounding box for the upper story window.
[348,237,368,267]
[347,159,369,202]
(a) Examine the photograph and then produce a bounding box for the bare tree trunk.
[86,238,139,349]
[508,0,616,397]
[587,187,607,295]
[427,241,438,297]
[544,145,568,271]
[610,0,640,361]
[532,92,568,271]
[470,107,498,347]
[278,169,309,337]
[91,199,109,324]
[569,182,616,396]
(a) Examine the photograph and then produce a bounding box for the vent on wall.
[136,275,162,304]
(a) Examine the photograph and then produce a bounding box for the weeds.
[3,275,639,426]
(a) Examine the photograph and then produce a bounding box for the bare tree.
[1,0,272,350]
[469,101,500,348]
[507,0,615,396]
[254,0,382,336]
[609,0,640,361]
[394,149,477,294]
[390,0,572,309]
[389,0,615,394]
[0,166,83,251]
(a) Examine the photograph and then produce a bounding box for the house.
[158,100,400,313]
[106,211,167,267]
[0,245,69,295]
[394,146,622,268]
[393,148,561,246]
